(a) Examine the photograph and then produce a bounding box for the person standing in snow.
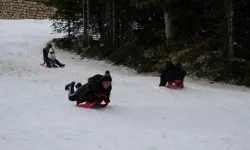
[42,43,65,68]
[65,71,112,108]
[159,57,186,88]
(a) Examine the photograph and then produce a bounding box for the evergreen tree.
[41,0,250,85]
[42,0,82,38]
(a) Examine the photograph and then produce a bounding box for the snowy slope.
[1,20,250,150]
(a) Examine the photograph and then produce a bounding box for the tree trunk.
[67,19,71,39]
[106,0,110,46]
[226,0,234,57]
[87,0,90,46]
[119,9,122,46]
[163,9,171,46]
[109,0,113,46]
[82,0,86,47]
[98,0,105,45]
[104,0,108,46]
[112,0,115,45]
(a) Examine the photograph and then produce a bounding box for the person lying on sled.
[74,70,112,89]
[159,57,186,88]
[65,75,112,108]
[42,43,65,68]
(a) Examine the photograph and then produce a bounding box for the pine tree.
[42,0,82,39]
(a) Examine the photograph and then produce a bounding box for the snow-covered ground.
[1,20,250,150]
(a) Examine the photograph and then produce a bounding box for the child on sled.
[159,57,186,88]
[41,43,65,68]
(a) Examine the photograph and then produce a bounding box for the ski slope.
[1,20,250,150]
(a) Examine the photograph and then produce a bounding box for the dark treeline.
[41,0,250,86]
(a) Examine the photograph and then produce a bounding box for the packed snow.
[0,20,250,150]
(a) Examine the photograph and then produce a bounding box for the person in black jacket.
[159,57,186,87]
[74,70,112,88]
[42,43,65,68]
[65,73,112,107]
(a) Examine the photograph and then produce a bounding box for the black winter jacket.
[88,74,104,83]
[161,61,183,79]
[75,82,112,104]
[43,47,50,59]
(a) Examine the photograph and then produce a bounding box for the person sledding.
[74,70,112,89]
[65,73,112,108]
[41,43,65,68]
[159,57,186,88]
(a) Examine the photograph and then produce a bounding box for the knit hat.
[101,75,112,82]
[104,70,110,76]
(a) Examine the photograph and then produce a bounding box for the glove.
[95,93,108,99]
[103,96,110,103]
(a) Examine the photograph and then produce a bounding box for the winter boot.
[59,64,65,67]
[75,82,82,89]
[65,81,75,91]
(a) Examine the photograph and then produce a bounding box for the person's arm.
[164,61,171,71]
[100,86,112,107]
[99,98,110,107]
[43,48,48,58]
[160,61,171,78]
[177,63,183,72]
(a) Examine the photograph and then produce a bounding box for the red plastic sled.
[167,80,184,89]
[40,62,63,68]
[76,101,109,109]
[40,63,48,68]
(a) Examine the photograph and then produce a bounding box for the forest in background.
[40,0,250,86]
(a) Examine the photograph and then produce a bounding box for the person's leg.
[165,71,174,85]
[65,81,75,91]
[181,70,187,81]
[50,60,57,67]
[65,82,78,101]
[159,71,167,86]
[74,83,91,105]
[55,59,65,67]
[68,83,77,101]
[176,70,186,88]
[44,57,51,68]
[159,78,167,86]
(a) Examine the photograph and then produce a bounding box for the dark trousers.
[159,70,186,86]
[55,59,63,67]
[44,57,51,67]
[68,83,97,105]
[44,57,63,68]
[68,85,77,101]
